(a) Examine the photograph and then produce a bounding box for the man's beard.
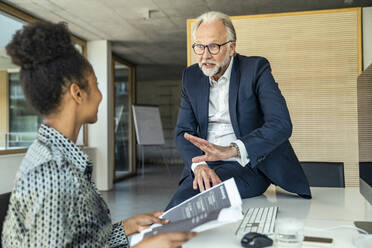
[198,48,231,77]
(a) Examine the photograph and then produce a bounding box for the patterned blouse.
[2,124,129,247]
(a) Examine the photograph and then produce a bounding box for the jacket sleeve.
[174,69,204,173]
[240,58,293,168]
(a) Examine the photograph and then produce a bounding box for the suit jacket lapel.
[199,75,210,139]
[229,56,241,138]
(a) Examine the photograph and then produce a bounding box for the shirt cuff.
[191,162,207,172]
[109,222,129,248]
[231,140,250,167]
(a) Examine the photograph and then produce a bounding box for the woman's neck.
[44,110,81,143]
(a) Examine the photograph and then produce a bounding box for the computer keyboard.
[235,206,278,236]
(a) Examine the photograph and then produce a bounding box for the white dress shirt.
[191,56,250,172]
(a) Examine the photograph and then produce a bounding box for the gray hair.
[192,11,237,42]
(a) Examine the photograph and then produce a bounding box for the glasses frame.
[192,40,234,55]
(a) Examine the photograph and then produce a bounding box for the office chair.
[0,192,11,248]
[300,162,345,187]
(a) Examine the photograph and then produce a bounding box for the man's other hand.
[184,133,238,163]
[193,164,222,192]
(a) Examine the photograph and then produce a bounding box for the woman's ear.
[69,83,83,104]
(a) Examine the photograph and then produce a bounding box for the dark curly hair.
[6,21,91,115]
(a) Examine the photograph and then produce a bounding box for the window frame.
[112,54,137,182]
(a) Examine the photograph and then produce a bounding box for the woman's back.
[2,124,127,247]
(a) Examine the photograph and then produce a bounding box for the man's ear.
[69,83,83,104]
[229,42,236,56]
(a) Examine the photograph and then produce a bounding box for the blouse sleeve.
[107,223,129,248]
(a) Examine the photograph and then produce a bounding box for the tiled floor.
[101,163,184,223]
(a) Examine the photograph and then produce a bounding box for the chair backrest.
[301,162,345,187]
[0,192,11,248]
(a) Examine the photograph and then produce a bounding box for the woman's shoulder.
[20,139,53,171]
[16,140,79,192]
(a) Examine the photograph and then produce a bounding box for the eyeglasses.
[192,40,233,55]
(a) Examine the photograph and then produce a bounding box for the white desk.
[184,187,372,248]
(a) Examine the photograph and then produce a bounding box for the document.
[130,178,243,246]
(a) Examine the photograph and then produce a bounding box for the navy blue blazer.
[175,54,311,198]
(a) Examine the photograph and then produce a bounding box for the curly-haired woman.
[2,22,196,248]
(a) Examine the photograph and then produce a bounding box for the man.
[166,11,311,210]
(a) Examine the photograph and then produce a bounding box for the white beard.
[199,47,231,77]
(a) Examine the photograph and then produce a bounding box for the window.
[0,11,27,152]
[8,73,42,148]
[0,4,88,154]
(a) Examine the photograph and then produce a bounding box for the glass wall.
[8,73,42,148]
[113,57,136,181]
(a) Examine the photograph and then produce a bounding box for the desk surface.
[184,187,372,248]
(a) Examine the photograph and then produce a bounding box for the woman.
[2,22,196,247]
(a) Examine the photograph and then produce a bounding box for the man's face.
[195,20,235,77]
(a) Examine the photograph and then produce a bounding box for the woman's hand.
[122,212,168,235]
[134,232,198,248]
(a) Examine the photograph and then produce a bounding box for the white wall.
[0,148,97,194]
[87,40,114,191]
[0,154,23,194]
[363,7,372,70]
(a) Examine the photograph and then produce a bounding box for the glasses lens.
[193,44,205,55]
[208,44,219,54]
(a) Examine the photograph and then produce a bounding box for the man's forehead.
[195,20,227,43]
[195,38,221,43]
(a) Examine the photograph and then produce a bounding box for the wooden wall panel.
[188,8,361,186]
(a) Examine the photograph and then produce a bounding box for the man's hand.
[122,212,168,235]
[193,164,222,192]
[184,133,238,163]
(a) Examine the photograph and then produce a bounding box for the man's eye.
[208,44,218,49]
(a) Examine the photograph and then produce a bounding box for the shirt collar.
[209,55,235,86]
[37,124,91,173]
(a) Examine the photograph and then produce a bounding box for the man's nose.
[201,47,212,60]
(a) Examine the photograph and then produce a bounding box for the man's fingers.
[193,177,198,190]
[185,133,212,147]
[210,172,220,186]
[216,176,222,184]
[201,171,211,190]
[189,139,210,152]
[187,139,205,151]
[184,133,208,144]
[197,174,205,192]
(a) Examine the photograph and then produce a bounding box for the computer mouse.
[241,232,273,248]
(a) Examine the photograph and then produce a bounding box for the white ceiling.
[2,0,372,70]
